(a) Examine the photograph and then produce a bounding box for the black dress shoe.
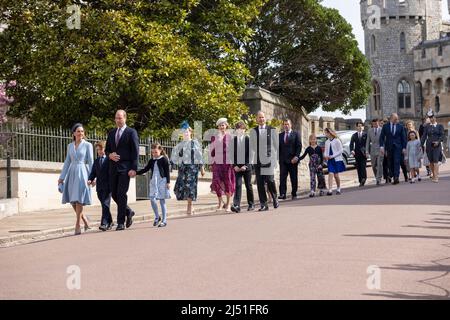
[247,205,255,211]
[361,179,366,186]
[230,206,238,213]
[273,200,279,209]
[116,224,125,231]
[393,178,399,185]
[126,211,135,228]
[278,195,287,200]
[258,205,269,212]
[99,224,107,232]
[107,222,114,230]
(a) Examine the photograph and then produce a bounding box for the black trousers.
[355,156,367,183]
[110,170,133,225]
[400,154,408,180]
[233,169,254,208]
[97,190,112,225]
[279,162,298,196]
[255,166,277,206]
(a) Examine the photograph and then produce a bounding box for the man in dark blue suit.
[278,119,302,199]
[88,141,113,231]
[105,110,139,230]
[379,113,407,185]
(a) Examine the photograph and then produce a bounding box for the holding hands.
[128,170,137,178]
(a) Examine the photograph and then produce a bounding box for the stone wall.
[241,87,311,185]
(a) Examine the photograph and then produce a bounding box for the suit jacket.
[279,130,302,164]
[105,126,139,173]
[232,135,251,170]
[365,127,382,156]
[350,132,367,159]
[88,156,110,192]
[250,125,278,168]
[379,122,407,152]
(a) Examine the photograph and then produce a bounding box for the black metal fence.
[0,122,183,199]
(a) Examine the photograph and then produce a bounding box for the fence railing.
[0,122,182,167]
[0,122,212,169]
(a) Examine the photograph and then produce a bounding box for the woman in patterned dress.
[172,124,205,215]
[210,118,235,213]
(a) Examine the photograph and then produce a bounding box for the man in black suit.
[231,121,255,213]
[278,119,302,199]
[250,111,279,212]
[105,109,139,231]
[88,141,113,231]
[350,121,368,186]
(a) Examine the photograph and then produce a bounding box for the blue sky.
[310,0,450,121]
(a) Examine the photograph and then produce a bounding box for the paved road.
[1,171,450,299]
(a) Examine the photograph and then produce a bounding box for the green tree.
[0,0,264,136]
[244,0,371,114]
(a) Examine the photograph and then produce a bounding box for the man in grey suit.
[365,118,383,185]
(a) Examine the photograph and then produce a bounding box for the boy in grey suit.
[366,118,383,185]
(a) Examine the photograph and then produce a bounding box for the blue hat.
[180,120,190,130]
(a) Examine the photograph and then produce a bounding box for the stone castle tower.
[360,0,444,121]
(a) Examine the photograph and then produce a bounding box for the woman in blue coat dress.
[58,123,94,235]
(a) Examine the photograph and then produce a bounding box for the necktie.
[100,157,104,167]
[284,132,288,144]
[115,128,121,146]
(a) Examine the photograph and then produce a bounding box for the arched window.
[398,80,411,109]
[372,81,381,111]
[425,79,432,96]
[400,32,406,52]
[436,78,444,94]
[371,35,376,54]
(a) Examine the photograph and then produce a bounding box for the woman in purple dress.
[210,118,235,212]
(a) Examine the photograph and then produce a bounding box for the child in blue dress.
[137,143,171,227]
[323,128,346,195]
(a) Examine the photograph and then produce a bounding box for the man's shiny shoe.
[258,205,269,212]
[247,205,255,211]
[116,224,125,231]
[278,195,287,200]
[99,224,108,232]
[106,222,114,230]
[273,200,279,209]
[126,211,135,228]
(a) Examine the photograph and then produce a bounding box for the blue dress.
[59,140,94,205]
[327,142,346,174]
[149,158,171,200]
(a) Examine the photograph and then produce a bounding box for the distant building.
[361,0,450,136]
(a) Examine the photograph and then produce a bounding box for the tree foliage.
[244,0,371,114]
[0,0,264,135]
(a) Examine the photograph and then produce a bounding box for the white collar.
[153,156,163,160]
[117,124,127,131]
